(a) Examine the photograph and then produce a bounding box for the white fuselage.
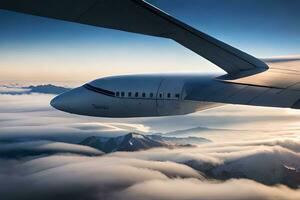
[50,73,222,117]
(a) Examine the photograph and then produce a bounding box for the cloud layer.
[1,138,300,200]
[1,86,300,200]
[0,140,103,158]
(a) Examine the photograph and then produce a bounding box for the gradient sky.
[0,0,299,82]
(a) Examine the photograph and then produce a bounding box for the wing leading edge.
[0,0,268,75]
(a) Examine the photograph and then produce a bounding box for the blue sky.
[0,0,299,82]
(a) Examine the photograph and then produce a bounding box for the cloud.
[263,55,300,63]
[71,122,150,133]
[111,139,300,187]
[0,141,103,158]
[0,86,30,94]
[118,178,300,200]
[0,155,201,200]
[1,139,300,200]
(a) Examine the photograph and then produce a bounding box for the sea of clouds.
[1,84,300,200]
[1,139,300,200]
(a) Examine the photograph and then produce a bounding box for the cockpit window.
[83,84,115,97]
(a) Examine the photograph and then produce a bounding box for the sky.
[0,0,300,82]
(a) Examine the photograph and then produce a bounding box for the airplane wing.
[0,0,268,75]
[218,56,300,89]
[186,57,300,109]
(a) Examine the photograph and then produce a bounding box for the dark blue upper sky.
[0,0,299,82]
[151,0,300,56]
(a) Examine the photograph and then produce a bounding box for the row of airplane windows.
[115,91,180,99]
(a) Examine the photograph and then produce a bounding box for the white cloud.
[0,86,30,93]
[118,178,300,200]
[1,141,300,200]
[0,141,103,157]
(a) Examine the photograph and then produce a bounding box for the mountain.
[79,133,169,153]
[27,84,70,94]
[165,126,252,137]
[210,156,300,188]
[79,133,211,153]
[148,135,211,145]
[166,126,212,136]
[0,84,70,95]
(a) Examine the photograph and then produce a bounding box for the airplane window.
[135,92,139,97]
[121,92,125,97]
[116,92,120,97]
[150,93,153,98]
[167,93,171,98]
[175,93,180,98]
[159,93,162,98]
[128,92,132,97]
[142,92,146,98]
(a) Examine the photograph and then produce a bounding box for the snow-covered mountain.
[79,133,168,153]
[79,133,211,153]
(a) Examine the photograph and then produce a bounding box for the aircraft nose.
[50,87,84,113]
[50,86,97,115]
[50,94,65,111]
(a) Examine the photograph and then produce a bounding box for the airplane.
[1,0,300,118]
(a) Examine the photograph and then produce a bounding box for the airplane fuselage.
[50,73,223,117]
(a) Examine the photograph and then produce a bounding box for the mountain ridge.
[79,132,211,153]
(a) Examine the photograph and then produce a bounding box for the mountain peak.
[79,133,210,153]
[126,132,146,139]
